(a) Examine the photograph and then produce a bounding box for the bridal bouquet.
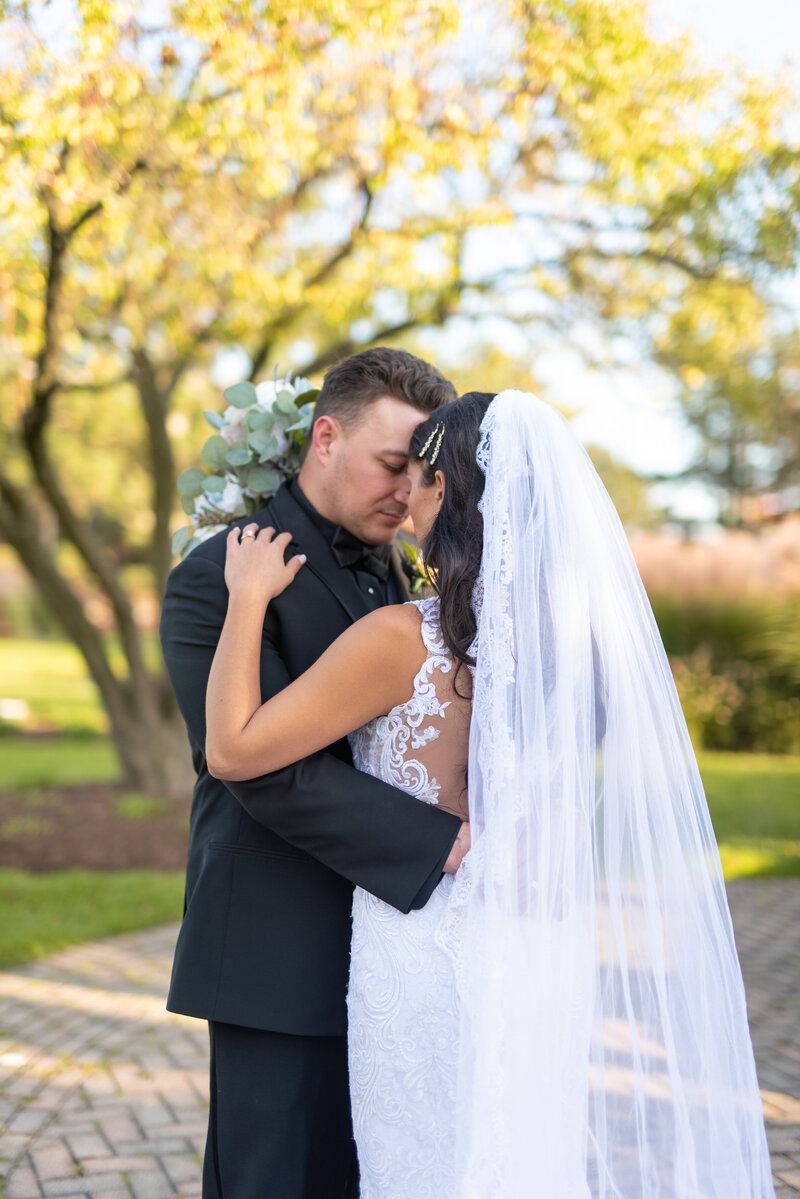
[172,375,318,559]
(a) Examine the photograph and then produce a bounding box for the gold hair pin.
[429,424,445,466]
[417,422,445,465]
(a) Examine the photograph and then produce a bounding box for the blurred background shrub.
[656,596,800,752]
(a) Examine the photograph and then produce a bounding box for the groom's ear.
[309,414,342,466]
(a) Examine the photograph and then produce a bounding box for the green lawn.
[0,637,108,734]
[0,633,162,736]
[0,868,184,971]
[697,751,800,880]
[0,734,120,786]
[0,737,797,879]
[1,633,798,968]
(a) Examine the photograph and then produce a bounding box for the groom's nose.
[392,473,411,505]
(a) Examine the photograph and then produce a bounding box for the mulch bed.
[0,784,191,870]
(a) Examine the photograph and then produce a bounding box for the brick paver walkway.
[1,878,799,1197]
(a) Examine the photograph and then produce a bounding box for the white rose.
[221,405,249,446]
[217,479,246,516]
[191,523,227,546]
[193,493,219,518]
[255,380,278,409]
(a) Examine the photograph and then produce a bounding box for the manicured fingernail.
[298,554,307,564]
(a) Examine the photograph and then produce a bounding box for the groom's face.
[317,395,427,545]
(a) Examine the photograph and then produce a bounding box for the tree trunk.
[110,693,195,800]
[1,470,195,801]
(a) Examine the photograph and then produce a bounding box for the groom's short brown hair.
[313,347,456,431]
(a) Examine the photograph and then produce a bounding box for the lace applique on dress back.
[348,596,470,818]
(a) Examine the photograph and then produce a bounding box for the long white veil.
[442,390,775,1197]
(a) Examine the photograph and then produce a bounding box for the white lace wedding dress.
[347,596,471,1199]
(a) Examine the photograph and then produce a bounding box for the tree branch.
[54,372,132,395]
[131,347,176,596]
[23,192,150,690]
[0,469,129,732]
[303,317,440,376]
[249,178,376,380]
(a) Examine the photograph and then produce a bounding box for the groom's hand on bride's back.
[443,822,470,874]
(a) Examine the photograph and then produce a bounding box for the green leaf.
[201,434,230,472]
[203,474,227,492]
[270,407,296,432]
[284,416,310,434]
[223,381,258,409]
[245,408,272,431]
[177,466,207,496]
[400,538,421,565]
[171,525,191,556]
[226,444,253,466]
[249,429,279,460]
[294,388,319,406]
[204,410,225,429]
[181,493,197,516]
[247,464,280,493]
[274,390,299,416]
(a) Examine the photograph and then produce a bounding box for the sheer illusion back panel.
[348,597,471,821]
[403,605,471,820]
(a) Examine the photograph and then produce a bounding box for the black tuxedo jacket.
[159,481,461,1037]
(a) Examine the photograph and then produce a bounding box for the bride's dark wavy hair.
[408,391,496,693]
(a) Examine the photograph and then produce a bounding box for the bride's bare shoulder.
[346,602,426,666]
[354,602,425,647]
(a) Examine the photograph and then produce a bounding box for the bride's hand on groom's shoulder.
[224,524,306,602]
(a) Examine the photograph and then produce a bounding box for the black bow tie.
[331,526,393,582]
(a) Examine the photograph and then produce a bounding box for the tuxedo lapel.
[264,484,376,624]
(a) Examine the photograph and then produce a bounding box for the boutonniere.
[399,539,435,595]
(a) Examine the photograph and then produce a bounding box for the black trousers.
[203,1021,359,1199]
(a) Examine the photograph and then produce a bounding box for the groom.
[159,347,469,1199]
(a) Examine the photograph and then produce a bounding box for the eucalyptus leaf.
[177,466,207,496]
[181,493,198,516]
[247,464,281,493]
[226,444,253,466]
[171,525,191,555]
[249,429,279,460]
[245,408,272,431]
[203,409,225,429]
[270,408,295,432]
[284,416,310,433]
[274,390,299,416]
[203,474,227,493]
[201,434,230,472]
[223,381,258,409]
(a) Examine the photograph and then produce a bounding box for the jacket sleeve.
[159,551,461,914]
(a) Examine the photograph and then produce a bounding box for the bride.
[204,389,775,1198]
